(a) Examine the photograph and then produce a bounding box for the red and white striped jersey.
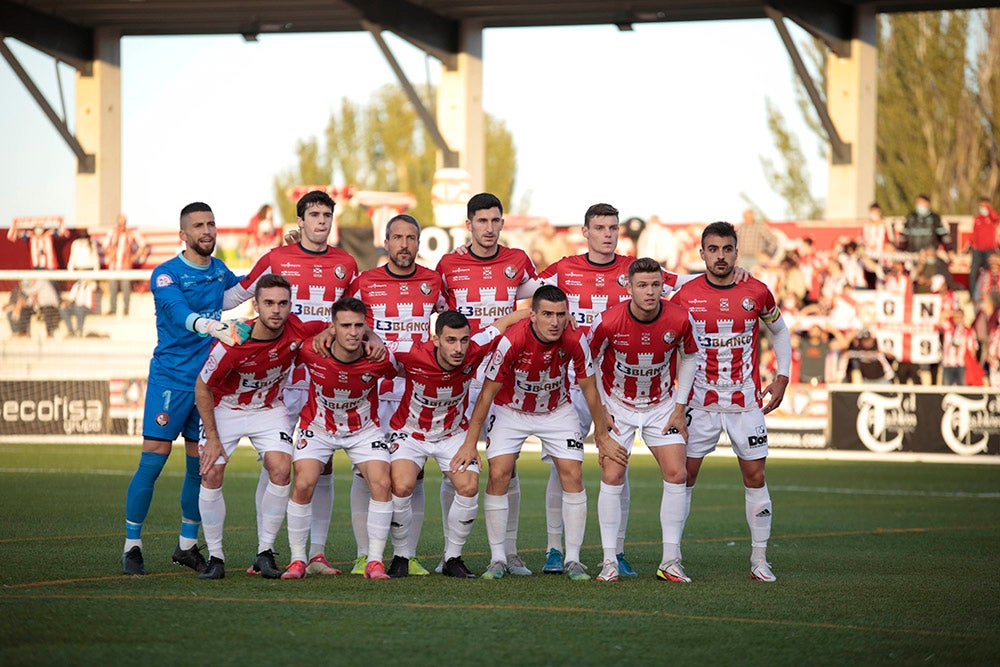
[940,320,978,367]
[436,245,539,331]
[296,342,397,435]
[671,275,781,412]
[588,299,696,410]
[346,264,444,344]
[199,315,325,410]
[388,328,500,441]
[485,319,594,413]
[539,253,679,334]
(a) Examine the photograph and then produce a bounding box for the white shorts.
[293,422,390,466]
[201,405,293,465]
[378,398,400,433]
[486,402,584,463]
[388,429,480,474]
[685,407,769,460]
[606,394,685,453]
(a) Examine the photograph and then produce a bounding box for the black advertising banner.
[828,385,1000,457]
[0,380,110,436]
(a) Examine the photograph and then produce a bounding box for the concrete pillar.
[437,21,484,193]
[74,28,121,230]
[825,6,877,221]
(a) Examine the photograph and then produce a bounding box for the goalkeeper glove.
[195,317,252,345]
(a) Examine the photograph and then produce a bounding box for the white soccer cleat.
[750,560,776,582]
[481,560,507,580]
[656,559,691,583]
[596,559,619,582]
[506,554,532,576]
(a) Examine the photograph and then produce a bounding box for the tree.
[273,84,517,228]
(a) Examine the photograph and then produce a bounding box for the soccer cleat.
[305,554,341,576]
[442,556,477,578]
[253,549,283,579]
[616,552,638,578]
[350,554,367,576]
[387,555,410,578]
[542,548,564,574]
[434,558,445,574]
[172,543,208,573]
[596,559,619,582]
[656,559,692,583]
[408,557,430,576]
[564,561,590,581]
[122,546,146,576]
[364,560,391,580]
[281,560,307,580]
[506,554,532,576]
[751,561,777,582]
[481,560,507,580]
[246,564,260,575]
[199,556,225,580]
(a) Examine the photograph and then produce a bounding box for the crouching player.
[282,297,397,580]
[195,274,325,579]
[588,257,698,582]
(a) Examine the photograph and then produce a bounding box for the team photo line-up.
[122,190,790,584]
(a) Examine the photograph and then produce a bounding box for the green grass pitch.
[1,443,997,665]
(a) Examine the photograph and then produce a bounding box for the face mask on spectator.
[980,206,990,216]
[916,205,929,216]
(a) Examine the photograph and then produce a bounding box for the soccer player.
[386,308,528,578]
[228,190,359,576]
[282,297,397,580]
[435,192,540,575]
[121,202,250,576]
[587,257,697,582]
[195,274,326,580]
[452,285,624,581]
[344,213,445,577]
[670,221,792,583]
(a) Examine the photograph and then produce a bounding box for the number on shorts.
[486,414,496,433]
[161,389,172,411]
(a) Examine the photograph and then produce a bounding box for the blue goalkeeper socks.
[125,451,169,539]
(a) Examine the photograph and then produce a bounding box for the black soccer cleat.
[122,546,146,575]
[254,549,283,579]
[199,556,225,580]
[387,555,410,578]
[172,543,208,573]
[441,556,477,579]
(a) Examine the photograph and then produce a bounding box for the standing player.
[283,297,397,580]
[670,222,792,582]
[121,202,249,575]
[228,190,358,576]
[344,214,444,577]
[588,257,698,582]
[386,308,528,578]
[435,192,540,575]
[195,274,326,579]
[452,285,624,581]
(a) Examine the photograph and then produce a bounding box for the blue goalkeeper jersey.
[148,253,242,390]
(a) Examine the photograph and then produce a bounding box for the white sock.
[390,495,413,558]
[746,484,772,562]
[483,492,509,564]
[598,482,623,563]
[178,526,197,551]
[309,473,334,559]
[258,481,289,554]
[562,489,588,565]
[350,473,371,557]
[445,493,479,560]
[286,500,311,563]
[545,466,563,552]
[661,481,687,563]
[408,477,426,560]
[367,499,393,563]
[617,472,631,554]
[199,485,226,562]
[506,475,521,556]
[255,466,267,532]
[440,475,456,546]
[684,486,694,522]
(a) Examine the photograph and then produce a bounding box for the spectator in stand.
[4,282,33,337]
[839,241,869,289]
[60,279,99,337]
[21,278,61,337]
[67,230,101,271]
[972,293,998,368]
[636,215,678,269]
[974,250,1000,304]
[839,329,894,384]
[968,197,999,301]
[529,220,572,272]
[940,309,978,386]
[104,214,150,316]
[988,324,1000,388]
[900,194,950,254]
[796,323,849,385]
[776,252,807,312]
[243,204,279,261]
[880,259,912,295]
[7,222,64,270]
[736,208,781,272]
[863,202,898,262]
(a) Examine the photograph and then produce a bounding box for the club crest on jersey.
[361,373,374,384]
[720,298,729,311]
[558,349,567,358]
[617,273,628,287]
[155,274,173,288]
[155,412,169,427]
[290,341,301,352]
[462,365,473,375]
[420,282,432,295]
[663,331,676,344]
[742,297,756,312]
[335,265,346,280]
[504,265,517,279]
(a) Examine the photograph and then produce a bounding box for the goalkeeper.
[122,202,251,575]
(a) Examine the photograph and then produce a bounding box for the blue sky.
[0,20,826,230]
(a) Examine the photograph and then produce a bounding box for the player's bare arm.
[195,377,228,475]
[450,379,501,473]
